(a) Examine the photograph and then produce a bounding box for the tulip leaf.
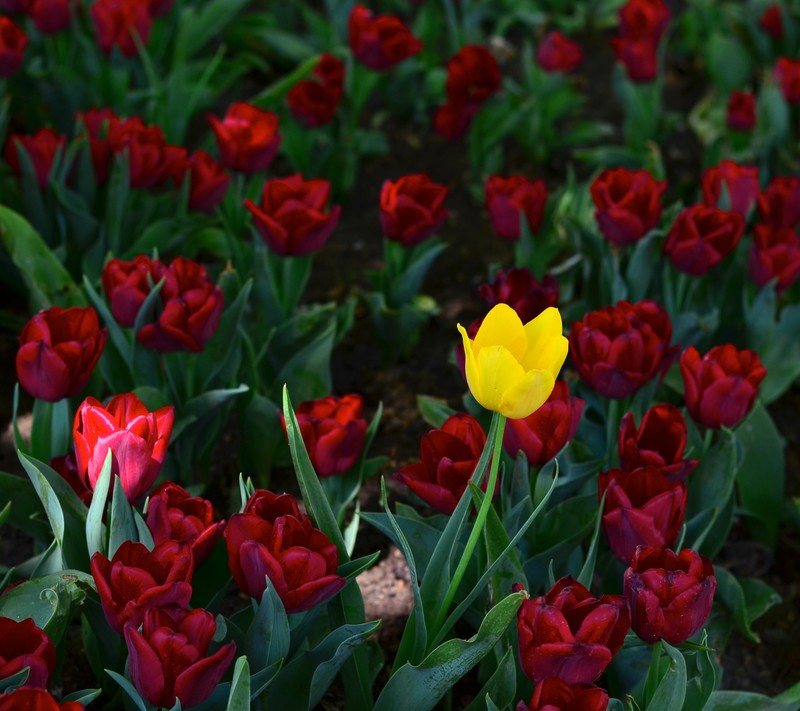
[0,668,30,693]
[685,428,739,522]
[577,488,606,589]
[417,395,456,429]
[683,631,716,711]
[338,550,381,580]
[175,0,251,61]
[705,679,800,711]
[374,590,525,711]
[133,509,155,550]
[360,510,445,579]
[462,648,517,711]
[108,475,138,558]
[713,567,782,643]
[245,582,290,670]
[226,655,250,711]
[106,670,148,711]
[61,688,103,705]
[86,450,113,560]
[644,641,686,711]
[0,470,50,543]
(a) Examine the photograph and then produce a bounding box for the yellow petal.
[520,307,567,373]
[473,344,528,413]
[474,304,527,362]
[457,322,482,404]
[500,369,556,419]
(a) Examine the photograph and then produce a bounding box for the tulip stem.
[606,398,620,467]
[430,412,506,644]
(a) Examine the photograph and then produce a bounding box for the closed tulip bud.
[775,57,800,105]
[757,176,800,229]
[287,54,344,128]
[314,52,345,90]
[0,617,56,688]
[503,381,584,466]
[599,467,687,563]
[187,150,230,213]
[73,392,175,503]
[0,689,83,710]
[101,255,173,328]
[446,44,501,105]
[459,304,568,419]
[516,577,630,684]
[28,0,71,35]
[76,107,121,184]
[16,306,107,402]
[379,173,449,247]
[701,160,760,217]
[618,404,697,482]
[225,489,346,613]
[49,452,93,506]
[726,91,756,132]
[5,128,67,189]
[664,204,745,276]
[748,224,800,292]
[283,394,367,478]
[759,5,784,39]
[619,0,671,41]
[396,412,487,515]
[479,268,560,324]
[0,17,27,77]
[90,0,152,57]
[536,31,583,73]
[679,345,766,430]
[624,546,716,644]
[484,175,547,240]
[433,99,477,140]
[208,102,281,174]
[590,167,666,246]
[124,607,236,709]
[517,677,609,711]
[245,174,341,256]
[611,36,658,82]
[569,300,675,400]
[90,540,193,633]
[348,4,422,71]
[146,482,226,565]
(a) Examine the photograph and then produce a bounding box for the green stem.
[701,427,714,457]
[430,412,506,643]
[643,638,664,707]
[606,398,620,468]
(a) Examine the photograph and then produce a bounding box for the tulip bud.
[208,102,281,174]
[536,31,583,73]
[348,4,423,71]
[701,160,760,217]
[379,173,449,248]
[90,0,152,57]
[0,617,56,689]
[517,677,609,711]
[0,689,83,710]
[757,176,800,229]
[484,175,547,241]
[478,268,559,324]
[5,128,67,189]
[726,91,756,133]
[748,225,800,292]
[775,57,800,105]
[0,17,27,77]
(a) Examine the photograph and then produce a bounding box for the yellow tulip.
[457,304,568,419]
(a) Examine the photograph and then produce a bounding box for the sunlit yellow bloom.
[457,304,568,419]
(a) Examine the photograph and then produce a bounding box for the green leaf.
[685,429,739,522]
[714,567,781,642]
[374,591,525,711]
[705,677,800,711]
[226,656,251,711]
[706,34,752,93]
[645,641,686,710]
[85,450,113,559]
[106,669,148,711]
[417,395,456,429]
[683,630,716,711]
[577,489,606,588]
[175,0,250,60]
[0,470,50,542]
[245,583,290,670]
[108,475,138,557]
[61,689,102,705]
[462,648,517,711]
[0,667,29,693]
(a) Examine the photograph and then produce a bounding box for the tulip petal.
[474,303,527,360]
[521,306,568,375]
[498,368,556,420]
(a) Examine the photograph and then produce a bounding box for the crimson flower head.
[624,545,716,645]
[5,128,66,189]
[73,391,175,503]
[90,0,152,57]
[516,577,630,684]
[76,107,121,184]
[0,689,83,711]
[701,160,760,217]
[536,31,583,73]
[208,102,281,174]
[314,52,345,90]
[16,306,107,402]
[775,57,800,105]
[348,4,422,71]
[618,0,671,41]
[590,167,666,246]
[726,91,756,132]
[0,617,56,688]
[136,257,224,353]
[396,412,487,515]
[748,224,800,292]
[28,0,72,35]
[663,204,745,277]
[759,4,784,39]
[503,381,584,467]
[599,466,687,563]
[187,150,230,213]
[679,344,766,430]
[611,36,658,82]
[124,607,236,709]
[90,540,194,633]
[0,17,27,77]
[284,394,367,478]
[245,174,341,256]
[225,489,346,613]
[757,175,800,229]
[618,404,697,482]
[287,54,344,128]
[569,299,675,399]
[445,44,502,106]
[101,255,173,327]
[478,268,559,324]
[49,452,93,506]
[379,173,449,247]
[484,174,547,240]
[146,482,226,565]
[517,678,609,711]
[106,117,180,190]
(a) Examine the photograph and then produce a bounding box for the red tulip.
[245,174,341,256]
[484,175,547,240]
[90,540,193,633]
[73,392,175,503]
[433,99,478,140]
[569,300,675,399]
[348,4,422,71]
[16,306,107,402]
[0,17,27,77]
[396,412,487,515]
[76,107,121,184]
[145,482,225,565]
[136,257,224,352]
[748,224,800,292]
[618,404,697,482]
[147,0,173,18]
[208,102,281,175]
[624,545,716,645]
[49,452,93,506]
[679,345,766,429]
[478,268,559,324]
[757,176,800,229]
[225,489,346,613]
[106,117,175,189]
[516,677,609,711]
[701,160,760,217]
[284,394,367,478]
[0,617,56,688]
[618,0,671,40]
[124,607,236,709]
[28,0,71,35]
[5,128,67,188]
[516,577,630,684]
[287,53,344,128]
[611,36,658,82]
[0,689,83,711]
[187,150,230,213]
[503,381,584,467]
[663,204,745,276]
[726,91,756,132]
[536,31,583,73]
[589,167,666,246]
[775,57,800,104]
[444,44,501,106]
[314,52,345,90]
[759,4,784,39]
[599,467,687,563]
[379,173,448,247]
[90,0,152,57]
[101,255,173,328]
